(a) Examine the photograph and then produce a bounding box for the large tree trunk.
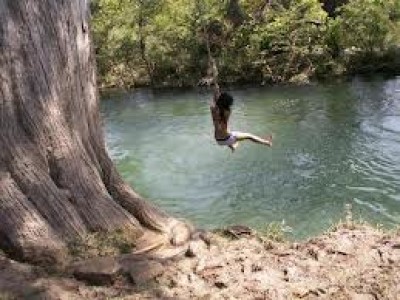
[0,0,189,263]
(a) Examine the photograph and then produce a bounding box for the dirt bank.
[0,223,399,299]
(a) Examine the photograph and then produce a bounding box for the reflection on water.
[102,76,400,239]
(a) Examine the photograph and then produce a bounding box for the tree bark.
[138,0,154,87]
[226,0,246,28]
[319,0,348,18]
[0,0,188,263]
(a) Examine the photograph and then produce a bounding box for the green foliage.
[258,221,292,242]
[91,0,400,88]
[332,0,400,74]
[336,0,394,52]
[249,0,329,83]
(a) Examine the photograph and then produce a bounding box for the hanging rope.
[199,26,220,98]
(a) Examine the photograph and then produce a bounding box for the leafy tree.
[249,0,328,83]
[332,0,400,74]
[90,0,400,87]
[337,0,394,53]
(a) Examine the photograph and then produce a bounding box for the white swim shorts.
[216,132,238,146]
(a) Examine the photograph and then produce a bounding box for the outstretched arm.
[210,58,220,105]
[211,82,220,106]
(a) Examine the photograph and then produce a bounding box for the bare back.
[210,105,230,140]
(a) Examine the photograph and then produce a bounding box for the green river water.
[102,76,400,239]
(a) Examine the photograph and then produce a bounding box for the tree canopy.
[91,0,400,88]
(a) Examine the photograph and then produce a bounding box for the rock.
[197,294,212,300]
[186,240,208,258]
[215,281,227,289]
[291,243,300,250]
[187,272,198,283]
[392,243,400,249]
[126,260,164,285]
[263,240,275,250]
[170,221,193,246]
[292,286,310,298]
[72,256,121,285]
[195,258,206,273]
[192,230,213,246]
[224,225,253,239]
[200,232,213,246]
[147,245,188,260]
[349,292,376,300]
[177,257,196,273]
[174,273,190,287]
[307,247,319,260]
[251,263,263,272]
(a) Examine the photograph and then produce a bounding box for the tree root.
[131,219,196,257]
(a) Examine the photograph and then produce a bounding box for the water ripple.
[103,77,400,239]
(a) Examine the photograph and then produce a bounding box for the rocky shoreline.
[0,223,399,299]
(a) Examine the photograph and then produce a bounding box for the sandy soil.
[0,224,399,300]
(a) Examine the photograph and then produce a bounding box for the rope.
[200,26,220,98]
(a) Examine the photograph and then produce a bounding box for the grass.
[214,203,397,246]
[212,221,291,245]
[327,203,390,235]
[257,221,292,243]
[67,228,139,260]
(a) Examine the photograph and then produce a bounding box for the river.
[101,76,400,239]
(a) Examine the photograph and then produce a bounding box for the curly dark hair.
[216,92,234,111]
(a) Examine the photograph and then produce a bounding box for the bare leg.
[234,132,272,146]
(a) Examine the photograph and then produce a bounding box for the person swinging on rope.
[201,59,273,152]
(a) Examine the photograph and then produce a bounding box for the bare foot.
[264,135,273,147]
